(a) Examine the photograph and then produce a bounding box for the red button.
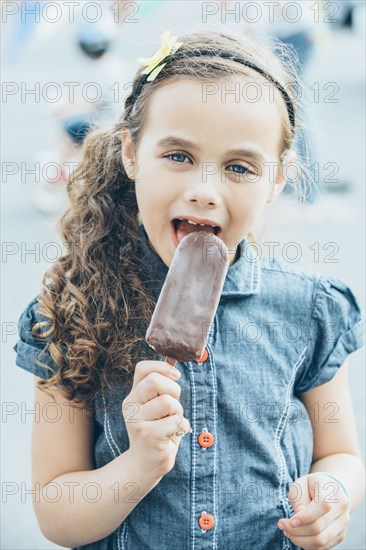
[198,432,215,448]
[196,348,208,363]
[199,513,215,530]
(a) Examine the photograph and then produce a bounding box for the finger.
[132,360,181,390]
[280,507,331,537]
[279,498,335,534]
[286,528,346,550]
[168,416,192,444]
[283,509,349,549]
[145,414,190,443]
[140,393,184,421]
[134,371,182,404]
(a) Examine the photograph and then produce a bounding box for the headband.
[130,30,295,130]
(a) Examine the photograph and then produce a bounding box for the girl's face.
[122,75,288,267]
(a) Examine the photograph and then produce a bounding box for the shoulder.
[13,295,58,379]
[259,254,320,303]
[259,255,363,323]
[16,295,50,345]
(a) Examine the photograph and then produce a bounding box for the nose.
[183,180,223,208]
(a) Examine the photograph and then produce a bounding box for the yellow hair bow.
[136,30,183,82]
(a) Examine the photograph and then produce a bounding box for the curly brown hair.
[32,29,305,413]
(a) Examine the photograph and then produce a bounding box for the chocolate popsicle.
[145,231,230,363]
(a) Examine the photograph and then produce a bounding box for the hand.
[277,472,351,549]
[122,360,192,481]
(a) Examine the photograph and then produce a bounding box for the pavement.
[1,2,365,549]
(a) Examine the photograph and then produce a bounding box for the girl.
[13,29,365,550]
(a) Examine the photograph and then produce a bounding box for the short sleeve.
[13,296,59,380]
[295,276,364,395]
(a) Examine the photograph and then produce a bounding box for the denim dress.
[13,224,364,550]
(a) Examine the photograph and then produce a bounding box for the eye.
[163,152,256,178]
[163,151,192,164]
[227,164,251,175]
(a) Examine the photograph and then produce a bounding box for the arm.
[300,359,366,513]
[32,376,162,548]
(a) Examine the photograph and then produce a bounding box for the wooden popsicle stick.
[165,354,179,438]
[164,356,177,367]
[163,355,191,440]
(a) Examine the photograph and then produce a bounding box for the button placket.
[190,342,218,548]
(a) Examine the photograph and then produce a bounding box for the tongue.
[176,220,214,243]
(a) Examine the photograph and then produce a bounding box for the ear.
[267,149,297,203]
[121,128,137,181]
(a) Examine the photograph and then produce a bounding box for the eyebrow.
[156,136,265,163]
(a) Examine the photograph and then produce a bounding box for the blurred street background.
[1,1,365,548]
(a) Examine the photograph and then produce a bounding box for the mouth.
[171,217,222,247]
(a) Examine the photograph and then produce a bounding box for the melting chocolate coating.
[145,232,230,362]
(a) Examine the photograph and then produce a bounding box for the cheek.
[248,177,273,203]
[227,186,269,230]
[134,180,170,222]
[231,184,267,211]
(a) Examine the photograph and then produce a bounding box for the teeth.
[185,219,215,227]
[177,218,218,229]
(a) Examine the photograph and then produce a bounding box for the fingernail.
[284,531,289,537]
[188,426,193,433]
[172,369,181,378]
[278,522,284,530]
[290,519,300,527]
